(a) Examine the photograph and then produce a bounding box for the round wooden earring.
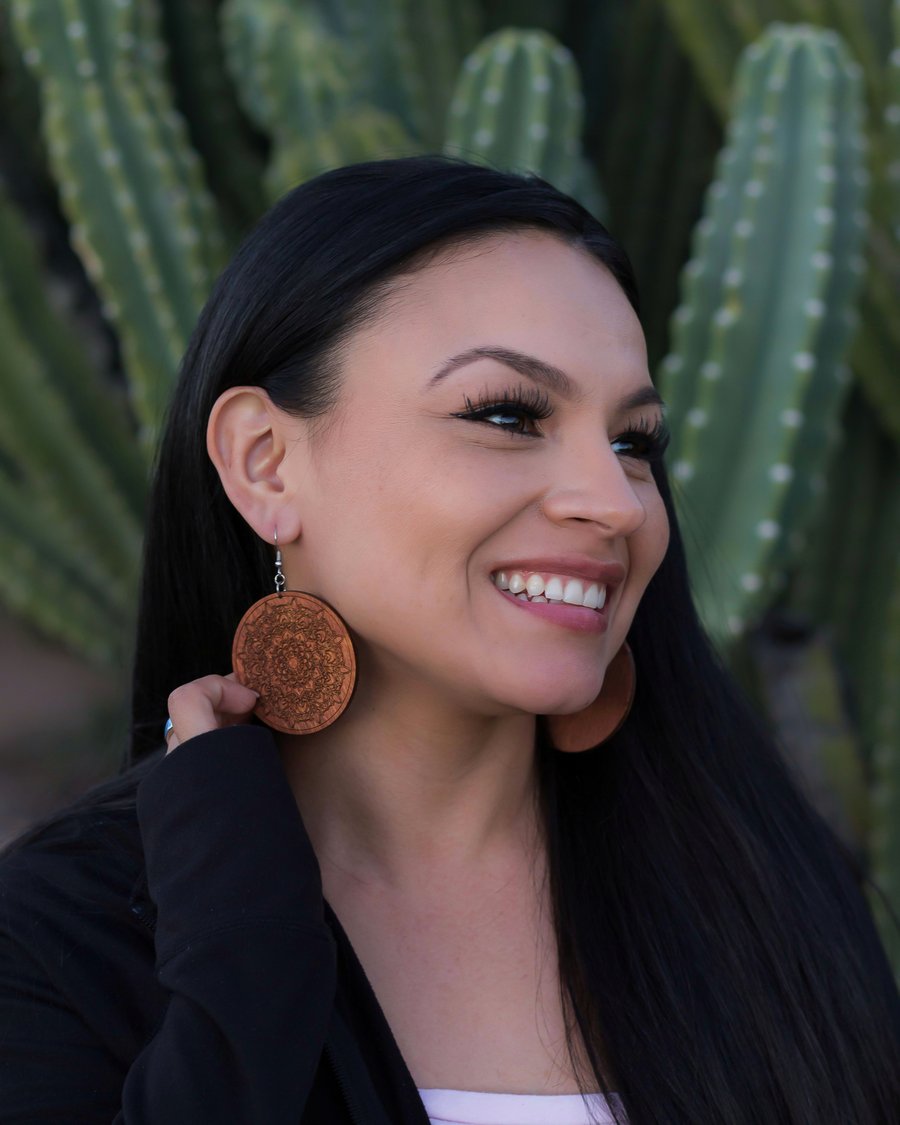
[232,589,357,736]
[545,642,636,753]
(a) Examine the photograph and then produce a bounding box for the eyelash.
[452,385,671,461]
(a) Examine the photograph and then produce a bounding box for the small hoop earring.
[544,642,636,753]
[231,529,358,735]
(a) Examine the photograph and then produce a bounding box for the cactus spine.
[658,25,868,646]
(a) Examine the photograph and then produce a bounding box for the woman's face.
[279,230,670,719]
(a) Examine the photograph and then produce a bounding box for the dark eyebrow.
[427,345,666,413]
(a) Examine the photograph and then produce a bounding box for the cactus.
[159,0,266,236]
[0,181,143,662]
[221,0,418,200]
[444,29,606,218]
[10,0,228,450]
[658,25,868,647]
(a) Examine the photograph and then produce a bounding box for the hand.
[164,672,260,755]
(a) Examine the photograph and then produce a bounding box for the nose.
[540,440,648,538]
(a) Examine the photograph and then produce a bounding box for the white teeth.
[525,573,545,597]
[563,579,584,605]
[492,569,609,611]
[544,576,564,601]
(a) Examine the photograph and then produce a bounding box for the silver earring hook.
[273,527,285,593]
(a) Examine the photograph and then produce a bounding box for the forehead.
[344,230,648,387]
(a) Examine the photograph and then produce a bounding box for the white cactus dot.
[686,408,708,427]
[758,116,775,134]
[67,20,86,38]
[780,407,803,427]
[77,58,97,78]
[724,267,743,288]
[890,48,900,66]
[674,306,693,325]
[494,45,513,64]
[474,128,494,147]
[532,74,551,93]
[701,361,722,381]
[744,179,764,197]
[464,54,482,72]
[754,144,773,162]
[23,47,41,67]
[756,519,780,540]
[769,463,793,483]
[811,251,832,270]
[817,165,836,183]
[805,297,826,318]
[885,105,900,127]
[662,354,683,374]
[740,573,763,592]
[100,149,121,169]
[814,206,834,225]
[696,217,715,238]
[129,230,149,252]
[685,258,704,278]
[672,460,694,481]
[483,87,501,104]
[735,218,754,239]
[818,127,836,147]
[792,352,815,372]
[529,122,548,141]
[726,615,744,637]
[710,181,727,198]
[714,306,737,328]
[552,46,571,66]
[767,74,786,92]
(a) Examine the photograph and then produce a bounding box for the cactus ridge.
[444,29,586,200]
[659,25,868,642]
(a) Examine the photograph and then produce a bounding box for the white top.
[417,1087,626,1124]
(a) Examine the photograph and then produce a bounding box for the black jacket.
[0,725,436,1124]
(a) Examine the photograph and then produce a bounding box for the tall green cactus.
[220,0,418,200]
[0,180,143,662]
[444,28,607,218]
[10,0,227,450]
[658,25,868,647]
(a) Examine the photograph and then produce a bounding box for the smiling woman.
[0,155,898,1125]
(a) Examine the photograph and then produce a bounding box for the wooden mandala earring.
[231,530,357,735]
[545,642,636,753]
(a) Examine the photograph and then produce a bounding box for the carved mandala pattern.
[232,593,356,734]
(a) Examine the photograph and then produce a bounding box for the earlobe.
[206,386,300,539]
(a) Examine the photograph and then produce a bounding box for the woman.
[0,155,897,1124]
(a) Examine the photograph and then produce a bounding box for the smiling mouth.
[490,570,607,612]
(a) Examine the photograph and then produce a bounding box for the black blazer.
[0,726,434,1123]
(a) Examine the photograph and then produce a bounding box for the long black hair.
[11,155,900,1122]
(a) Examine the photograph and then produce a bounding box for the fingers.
[165,674,260,755]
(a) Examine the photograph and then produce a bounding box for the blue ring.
[163,717,174,741]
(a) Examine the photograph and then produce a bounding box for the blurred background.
[0,0,897,975]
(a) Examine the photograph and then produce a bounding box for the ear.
[206,386,303,542]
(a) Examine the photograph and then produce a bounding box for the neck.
[274,676,544,896]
